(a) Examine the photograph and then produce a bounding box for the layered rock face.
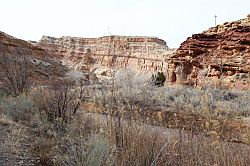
[0,31,66,82]
[36,35,175,75]
[3,14,250,88]
[165,15,250,89]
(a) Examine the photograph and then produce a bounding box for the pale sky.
[0,0,249,48]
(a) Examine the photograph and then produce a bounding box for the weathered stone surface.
[165,15,250,89]
[0,31,66,83]
[2,14,250,89]
[36,35,175,73]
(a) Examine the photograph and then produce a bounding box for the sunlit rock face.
[32,14,250,89]
[165,14,250,89]
[36,35,175,74]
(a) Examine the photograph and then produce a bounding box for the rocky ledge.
[164,14,250,89]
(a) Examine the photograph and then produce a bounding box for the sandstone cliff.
[3,14,250,89]
[165,14,250,89]
[36,35,175,77]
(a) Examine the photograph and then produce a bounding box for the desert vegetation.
[0,53,30,96]
[0,62,249,165]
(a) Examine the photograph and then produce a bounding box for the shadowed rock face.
[165,15,250,89]
[35,35,175,73]
[0,31,66,83]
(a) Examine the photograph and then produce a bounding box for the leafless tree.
[32,79,86,123]
[0,53,30,96]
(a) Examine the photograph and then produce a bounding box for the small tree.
[152,72,166,87]
[32,79,86,123]
[0,53,30,96]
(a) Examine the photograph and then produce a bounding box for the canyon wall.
[36,35,175,75]
[14,14,250,89]
[165,15,250,89]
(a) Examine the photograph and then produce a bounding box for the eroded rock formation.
[2,14,250,89]
[165,14,250,89]
[36,35,175,76]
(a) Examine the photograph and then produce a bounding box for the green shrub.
[152,72,166,87]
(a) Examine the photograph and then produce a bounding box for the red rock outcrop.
[3,14,250,89]
[165,15,250,89]
[36,35,175,74]
[0,31,66,82]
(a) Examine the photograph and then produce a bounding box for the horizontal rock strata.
[36,35,175,74]
[165,15,250,89]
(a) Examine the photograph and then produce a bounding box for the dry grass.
[2,126,25,154]
[1,108,249,165]
[0,114,16,126]
[0,76,249,165]
[0,112,25,154]
[49,114,250,166]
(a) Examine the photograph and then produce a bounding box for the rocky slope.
[165,14,250,89]
[35,35,175,77]
[0,31,66,83]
